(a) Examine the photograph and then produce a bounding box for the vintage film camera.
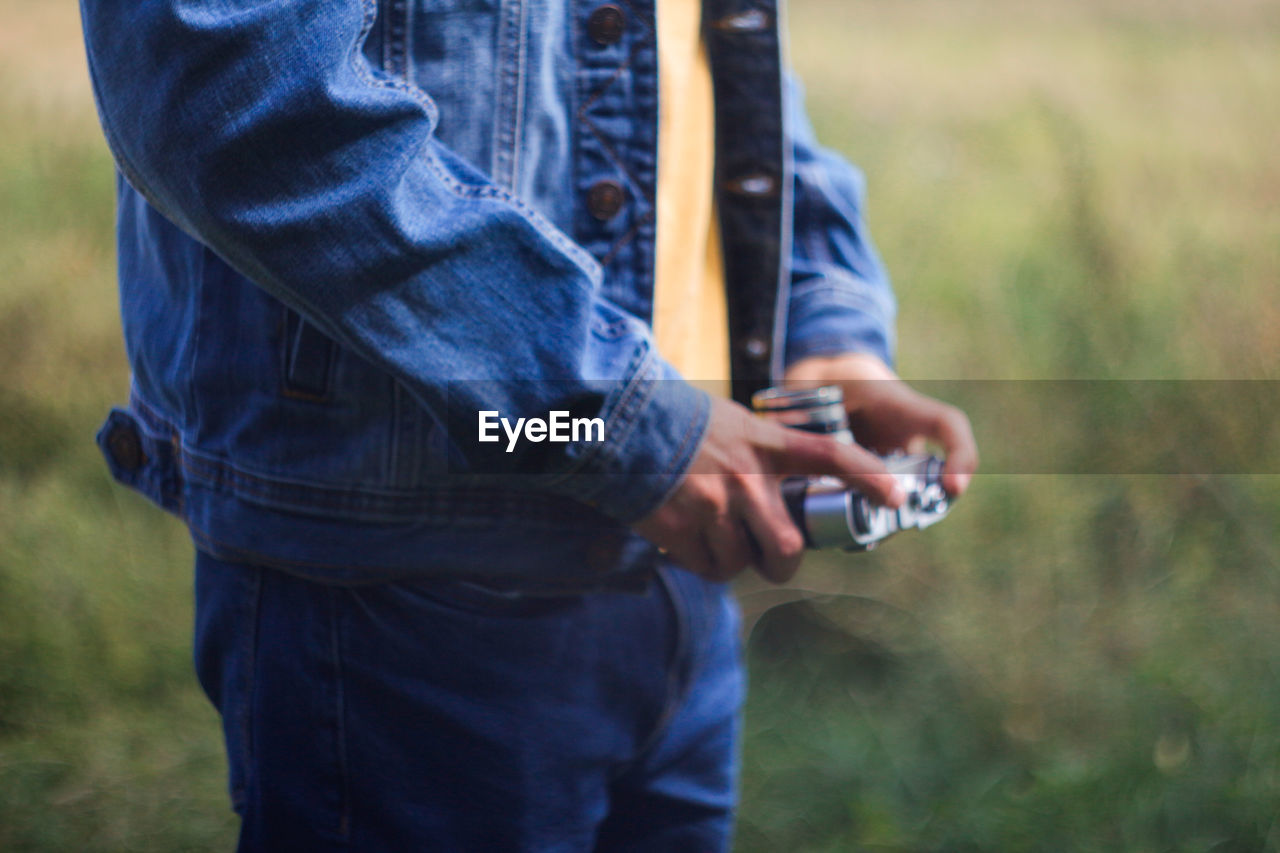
[751,385,952,551]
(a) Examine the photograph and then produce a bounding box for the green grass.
[1,0,1277,849]
[735,1,1280,849]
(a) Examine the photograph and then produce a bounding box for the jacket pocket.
[281,307,339,401]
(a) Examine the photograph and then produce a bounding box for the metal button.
[106,422,145,472]
[587,5,626,45]
[586,180,625,221]
[742,336,770,361]
[710,8,770,33]
[723,172,778,198]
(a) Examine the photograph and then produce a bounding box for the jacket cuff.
[544,350,711,524]
[784,272,897,370]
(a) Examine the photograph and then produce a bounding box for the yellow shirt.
[652,0,730,392]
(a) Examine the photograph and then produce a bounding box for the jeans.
[194,550,745,851]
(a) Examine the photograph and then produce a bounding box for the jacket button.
[742,336,770,361]
[587,180,625,221]
[106,422,146,472]
[587,5,626,45]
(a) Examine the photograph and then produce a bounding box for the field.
[1,0,1277,849]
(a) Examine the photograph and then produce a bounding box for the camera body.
[751,386,952,551]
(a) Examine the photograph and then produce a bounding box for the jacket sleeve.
[79,0,708,524]
[784,74,898,370]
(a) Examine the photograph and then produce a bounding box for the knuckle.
[811,439,841,471]
[730,445,762,476]
[726,468,752,492]
[778,527,805,559]
[690,488,724,518]
[936,404,968,434]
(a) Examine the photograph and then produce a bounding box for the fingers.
[924,402,979,496]
[660,494,803,585]
[771,427,905,508]
[739,477,805,584]
[702,515,758,583]
[633,471,761,583]
[657,530,718,580]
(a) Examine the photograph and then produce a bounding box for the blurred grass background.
[0,0,1277,849]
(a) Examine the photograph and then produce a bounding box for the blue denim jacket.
[80,0,895,585]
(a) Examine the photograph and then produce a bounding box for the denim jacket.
[80,0,895,586]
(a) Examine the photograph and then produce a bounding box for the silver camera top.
[751,385,953,551]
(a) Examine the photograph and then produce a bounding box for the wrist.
[783,352,898,385]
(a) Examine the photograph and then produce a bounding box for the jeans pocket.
[394,578,586,619]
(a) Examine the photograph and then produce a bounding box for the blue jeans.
[194,551,745,851]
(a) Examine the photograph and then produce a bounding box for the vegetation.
[1,0,1276,849]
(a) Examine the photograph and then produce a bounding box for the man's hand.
[784,353,979,497]
[634,397,906,585]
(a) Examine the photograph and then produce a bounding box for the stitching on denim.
[178,451,524,517]
[509,0,526,187]
[773,72,796,383]
[585,358,652,480]
[353,0,434,118]
[389,0,409,77]
[577,70,654,211]
[599,208,653,268]
[661,388,707,479]
[177,446,627,527]
[491,0,527,191]
[630,565,689,760]
[606,349,662,455]
[240,567,264,818]
[540,342,659,492]
[178,451,392,507]
[420,156,601,278]
[127,391,508,518]
[187,517,635,579]
[182,453,494,516]
[591,315,631,340]
[377,0,390,72]
[617,369,707,521]
[615,0,656,40]
[538,343,652,491]
[791,280,892,322]
[192,525,367,576]
[789,334,890,362]
[129,389,503,517]
[349,2,599,280]
[575,0,657,209]
[188,246,208,435]
[573,0,661,282]
[404,0,417,86]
